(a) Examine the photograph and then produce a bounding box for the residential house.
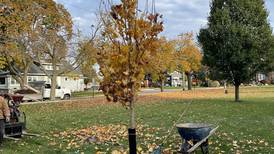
[169,71,184,87]
[267,72,274,83]
[0,62,85,93]
[142,71,189,88]
[256,72,274,84]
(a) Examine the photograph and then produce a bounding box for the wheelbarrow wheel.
[178,140,193,154]
[63,94,70,100]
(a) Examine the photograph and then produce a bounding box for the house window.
[28,76,38,82]
[33,77,37,82]
[44,65,52,70]
[11,78,18,85]
[0,78,5,85]
[28,77,32,82]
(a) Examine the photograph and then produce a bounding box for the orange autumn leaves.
[176,33,202,74]
[50,124,170,153]
[97,0,164,106]
[145,37,175,83]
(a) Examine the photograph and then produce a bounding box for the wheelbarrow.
[176,123,218,154]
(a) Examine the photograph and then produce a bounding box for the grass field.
[72,91,102,98]
[2,86,274,154]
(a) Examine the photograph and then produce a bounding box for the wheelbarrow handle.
[187,126,219,153]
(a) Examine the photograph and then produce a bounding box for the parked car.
[43,84,71,100]
[14,84,71,101]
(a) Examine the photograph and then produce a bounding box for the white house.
[256,72,274,84]
[0,63,85,93]
[168,71,190,87]
[169,71,182,87]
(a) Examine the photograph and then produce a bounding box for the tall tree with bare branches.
[34,2,73,100]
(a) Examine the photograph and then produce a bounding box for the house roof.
[0,63,44,76]
[0,62,83,77]
[28,64,44,75]
[0,71,9,76]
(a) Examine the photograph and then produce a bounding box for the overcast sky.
[56,0,274,39]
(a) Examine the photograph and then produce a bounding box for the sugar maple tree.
[97,0,163,152]
[0,0,29,88]
[0,0,70,92]
[1,0,38,88]
[176,33,202,90]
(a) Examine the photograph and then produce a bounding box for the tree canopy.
[77,38,98,86]
[198,0,274,101]
[97,1,163,105]
[0,0,73,92]
[145,37,175,91]
[175,32,202,90]
[176,33,202,74]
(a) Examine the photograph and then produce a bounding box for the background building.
[0,62,85,93]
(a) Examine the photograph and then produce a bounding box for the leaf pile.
[51,124,127,150]
[50,124,180,153]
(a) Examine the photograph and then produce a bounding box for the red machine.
[1,94,26,138]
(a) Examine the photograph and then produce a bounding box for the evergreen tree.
[198,0,274,102]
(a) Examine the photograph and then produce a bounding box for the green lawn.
[71,90,102,98]
[2,87,274,153]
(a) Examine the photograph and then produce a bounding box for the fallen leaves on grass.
[154,87,274,100]
[154,89,225,100]
[50,124,180,153]
[49,123,273,153]
[213,131,271,153]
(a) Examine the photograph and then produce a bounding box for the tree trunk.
[49,52,59,101]
[128,97,136,154]
[19,80,25,90]
[22,69,28,89]
[235,84,240,102]
[13,76,26,90]
[224,81,228,94]
[129,97,136,128]
[182,72,185,91]
[187,72,192,90]
[50,58,57,100]
[17,66,30,89]
[160,78,164,92]
[50,74,57,101]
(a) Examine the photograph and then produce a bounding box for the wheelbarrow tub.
[176,123,212,141]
